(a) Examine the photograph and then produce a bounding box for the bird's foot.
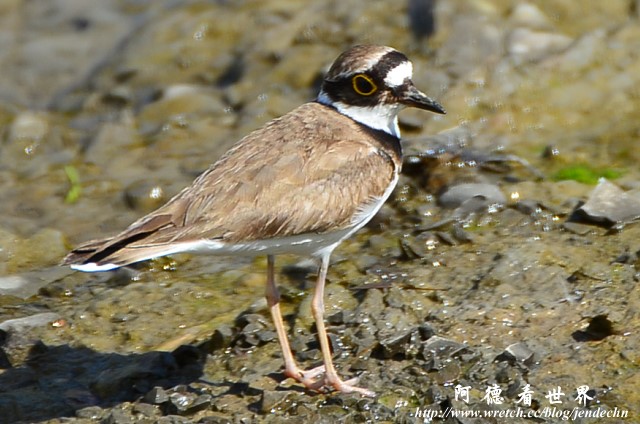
[317,375,376,397]
[286,366,375,397]
[285,364,326,387]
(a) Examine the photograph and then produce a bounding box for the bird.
[63,45,446,397]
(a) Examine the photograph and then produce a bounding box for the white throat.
[317,91,403,138]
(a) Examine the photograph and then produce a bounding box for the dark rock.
[164,386,212,416]
[260,389,292,414]
[327,310,346,325]
[256,330,276,343]
[376,328,414,359]
[425,385,447,404]
[209,324,235,350]
[495,362,518,384]
[420,336,470,362]
[422,335,468,356]
[418,323,436,341]
[514,199,544,216]
[439,360,463,384]
[189,394,213,414]
[167,391,196,414]
[451,224,474,243]
[496,342,535,366]
[144,386,169,405]
[398,237,427,260]
[236,313,272,347]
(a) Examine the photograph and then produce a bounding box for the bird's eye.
[352,74,377,96]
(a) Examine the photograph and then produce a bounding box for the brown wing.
[63,102,400,267]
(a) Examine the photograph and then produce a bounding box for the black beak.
[398,83,446,115]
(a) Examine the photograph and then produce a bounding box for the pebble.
[0,312,61,333]
[209,324,235,351]
[507,28,573,64]
[101,408,132,424]
[509,3,552,29]
[75,405,105,419]
[132,402,160,417]
[9,111,49,143]
[574,178,640,225]
[497,342,535,366]
[123,180,167,213]
[259,390,292,414]
[439,183,506,209]
[0,267,74,299]
[144,387,169,405]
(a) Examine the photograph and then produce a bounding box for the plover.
[63,45,445,396]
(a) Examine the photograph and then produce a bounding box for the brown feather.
[63,102,401,267]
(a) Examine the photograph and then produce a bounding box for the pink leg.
[309,252,375,397]
[265,255,325,386]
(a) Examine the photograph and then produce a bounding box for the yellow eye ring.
[352,74,377,96]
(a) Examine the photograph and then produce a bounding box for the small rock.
[0,312,62,333]
[439,183,506,209]
[496,342,535,366]
[260,390,293,414]
[510,3,552,29]
[167,391,196,414]
[418,323,436,340]
[76,405,105,419]
[209,324,235,350]
[421,336,469,361]
[507,28,573,63]
[376,329,413,359]
[101,408,132,424]
[0,267,74,299]
[256,330,276,343]
[123,180,167,213]
[132,402,160,417]
[572,178,640,226]
[166,391,212,415]
[9,111,49,143]
[143,386,169,405]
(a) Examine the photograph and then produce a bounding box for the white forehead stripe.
[384,61,413,87]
